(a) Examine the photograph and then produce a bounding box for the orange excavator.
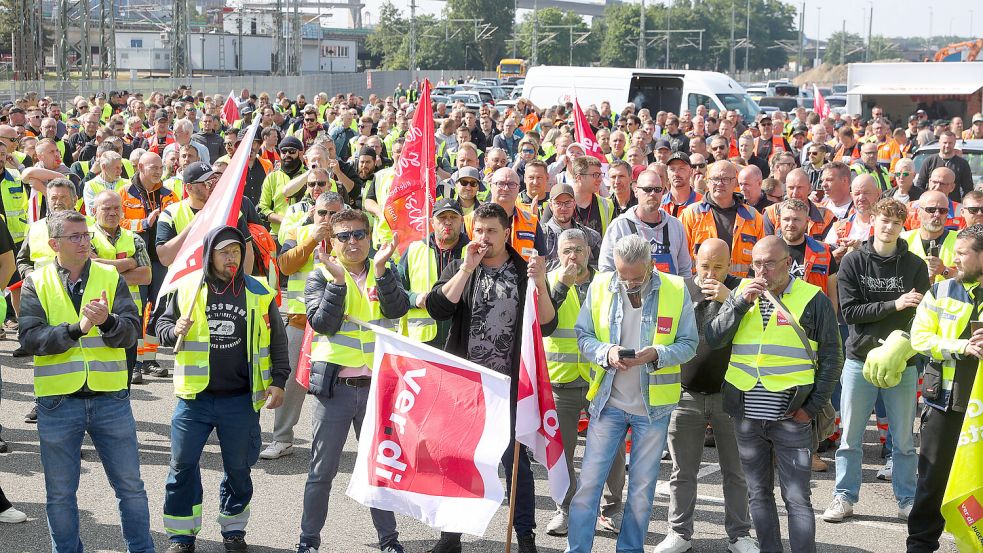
[934,39,983,62]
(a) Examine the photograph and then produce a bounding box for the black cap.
[909,114,919,122]
[357,146,378,158]
[182,161,214,185]
[666,151,691,166]
[655,139,672,150]
[934,119,949,127]
[918,119,930,128]
[432,198,463,216]
[154,109,168,122]
[279,136,303,151]
[240,104,255,116]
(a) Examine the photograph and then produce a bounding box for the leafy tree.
[365,1,406,68]
[515,8,595,66]
[445,0,514,70]
[823,31,866,64]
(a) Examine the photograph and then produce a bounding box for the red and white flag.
[813,84,830,120]
[222,90,240,127]
[155,122,258,303]
[516,281,570,504]
[347,325,511,536]
[573,98,608,166]
[384,79,436,255]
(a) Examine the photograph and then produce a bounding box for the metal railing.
[1,70,496,103]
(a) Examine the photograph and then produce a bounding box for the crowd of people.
[0,81,979,553]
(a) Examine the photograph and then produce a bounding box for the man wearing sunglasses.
[905,167,964,232]
[300,208,409,553]
[961,190,983,228]
[258,136,306,236]
[901,191,958,285]
[260,191,345,461]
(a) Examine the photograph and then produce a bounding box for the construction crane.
[934,38,983,62]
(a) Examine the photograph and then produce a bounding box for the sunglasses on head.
[334,229,368,242]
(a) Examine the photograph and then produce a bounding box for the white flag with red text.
[347,324,512,536]
[155,121,258,303]
[813,84,830,120]
[222,90,240,126]
[516,281,570,504]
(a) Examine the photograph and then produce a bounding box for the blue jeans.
[735,417,815,553]
[164,392,260,544]
[36,391,153,553]
[566,404,672,553]
[834,359,917,507]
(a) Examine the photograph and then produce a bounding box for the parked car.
[433,85,457,97]
[756,96,799,112]
[448,92,483,110]
[831,83,848,95]
[912,139,983,188]
[746,87,768,102]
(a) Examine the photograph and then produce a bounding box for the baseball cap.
[240,104,255,116]
[549,183,575,200]
[452,167,482,183]
[182,161,214,185]
[934,119,949,127]
[655,139,671,151]
[909,114,919,122]
[792,125,808,136]
[153,109,168,122]
[432,198,463,216]
[666,151,692,166]
[973,114,983,124]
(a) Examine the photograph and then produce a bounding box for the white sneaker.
[821,496,854,523]
[545,509,568,536]
[259,441,294,460]
[0,506,27,523]
[899,503,913,520]
[597,510,623,533]
[654,532,692,553]
[728,536,761,553]
[877,458,893,481]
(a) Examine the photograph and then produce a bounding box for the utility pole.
[171,0,190,78]
[512,0,517,58]
[273,0,283,75]
[743,0,750,72]
[665,0,671,69]
[636,0,646,68]
[840,19,845,65]
[729,0,736,74]
[815,6,821,67]
[796,1,804,73]
[865,3,873,63]
[237,5,244,75]
[409,0,417,78]
[99,0,117,79]
[14,0,44,81]
[531,0,539,65]
[292,0,302,74]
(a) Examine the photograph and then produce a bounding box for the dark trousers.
[0,484,11,512]
[907,406,966,553]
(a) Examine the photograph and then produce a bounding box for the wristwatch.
[942,267,951,277]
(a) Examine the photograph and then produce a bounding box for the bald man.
[826,174,880,262]
[656,238,757,552]
[464,167,546,261]
[738,164,771,213]
[904,167,964,232]
[708,235,842,553]
[764,169,836,241]
[900,190,958,284]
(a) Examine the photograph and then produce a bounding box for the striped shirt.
[743,296,794,420]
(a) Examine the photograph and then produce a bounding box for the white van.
[523,66,761,121]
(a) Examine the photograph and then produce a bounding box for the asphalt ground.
[0,335,957,553]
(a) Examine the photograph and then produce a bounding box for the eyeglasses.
[965,206,983,214]
[560,246,587,255]
[708,176,736,185]
[281,147,299,155]
[692,162,707,169]
[921,206,948,215]
[316,209,336,217]
[307,181,328,188]
[304,118,317,122]
[894,171,911,177]
[333,229,368,242]
[636,186,665,195]
[492,180,519,189]
[521,148,535,155]
[582,171,602,179]
[751,256,788,271]
[55,232,94,244]
[552,199,575,209]
[458,180,479,188]
[809,151,824,156]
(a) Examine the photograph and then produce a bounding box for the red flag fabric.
[813,84,830,120]
[573,98,608,166]
[384,79,436,255]
[294,323,316,389]
[516,281,571,504]
[223,90,240,127]
[155,122,258,303]
[346,324,511,536]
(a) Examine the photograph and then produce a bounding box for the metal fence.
[0,70,496,103]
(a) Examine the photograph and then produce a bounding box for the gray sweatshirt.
[598,207,693,277]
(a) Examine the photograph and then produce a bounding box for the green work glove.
[863,330,917,388]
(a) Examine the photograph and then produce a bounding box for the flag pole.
[173,275,205,353]
[504,440,521,553]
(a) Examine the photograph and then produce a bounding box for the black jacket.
[304,259,409,398]
[707,278,843,419]
[916,154,974,201]
[837,237,931,361]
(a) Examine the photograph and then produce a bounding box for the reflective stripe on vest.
[90,226,143,312]
[285,224,317,315]
[919,279,974,398]
[310,266,397,367]
[465,204,540,261]
[173,279,275,411]
[725,278,820,392]
[28,217,56,269]
[1,170,27,243]
[801,237,832,294]
[31,262,128,397]
[587,271,686,406]
[399,240,438,342]
[543,270,589,384]
[903,228,958,284]
[682,201,762,278]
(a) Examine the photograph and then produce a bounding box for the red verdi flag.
[516,282,571,504]
[222,90,240,127]
[347,324,511,536]
[813,84,830,120]
[384,79,436,255]
[156,121,258,302]
[573,98,608,165]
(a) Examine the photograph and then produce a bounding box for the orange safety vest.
[753,135,787,160]
[119,182,180,234]
[904,199,964,232]
[800,236,833,294]
[830,213,874,243]
[680,199,764,278]
[661,188,703,218]
[764,201,836,241]
[834,143,861,164]
[465,204,541,261]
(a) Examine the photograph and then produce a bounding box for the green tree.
[823,31,866,64]
[365,1,406,68]
[445,0,514,70]
[516,8,595,66]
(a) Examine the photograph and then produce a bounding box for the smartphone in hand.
[618,348,636,360]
